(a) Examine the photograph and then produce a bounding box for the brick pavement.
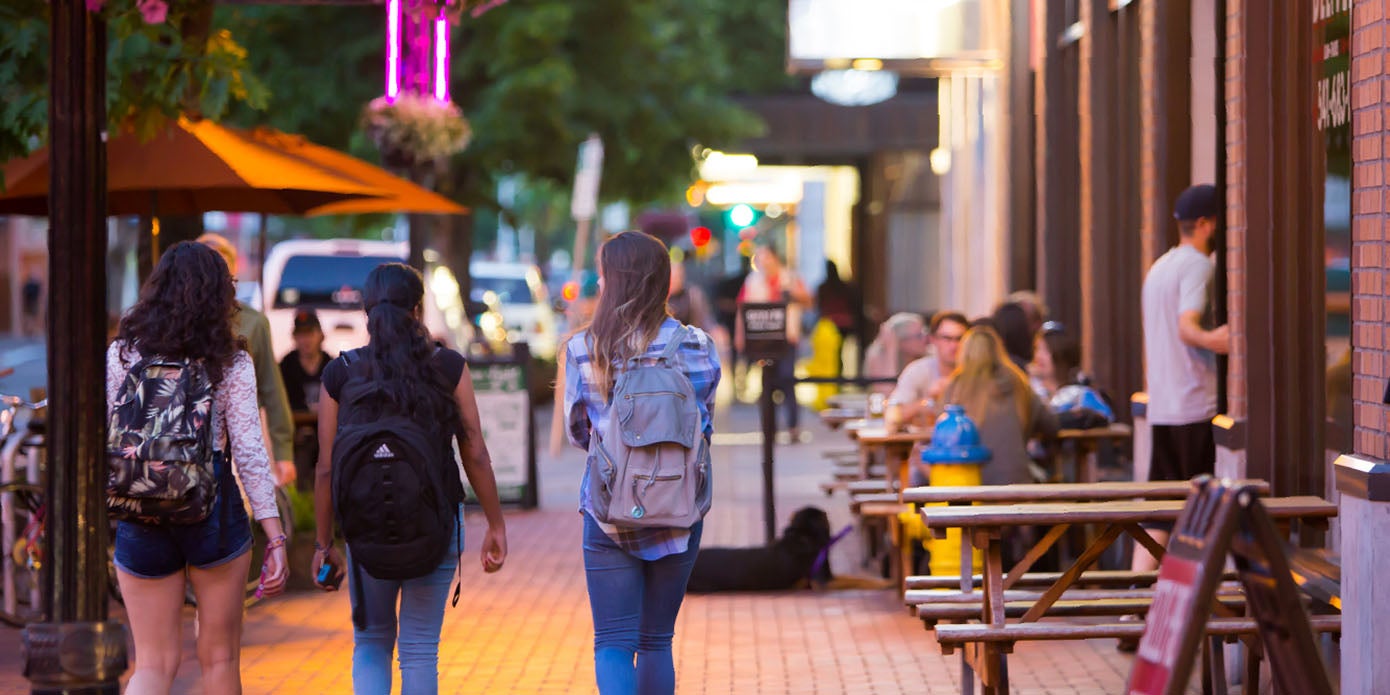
[0,398,1148,694]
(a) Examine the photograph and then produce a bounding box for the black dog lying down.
[686,506,835,593]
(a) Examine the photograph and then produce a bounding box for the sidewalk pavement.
[0,396,1146,694]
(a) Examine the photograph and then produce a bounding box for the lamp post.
[22,1,128,691]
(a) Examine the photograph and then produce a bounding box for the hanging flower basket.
[362,94,472,170]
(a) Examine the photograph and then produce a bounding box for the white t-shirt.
[1141,244,1218,425]
[890,355,945,405]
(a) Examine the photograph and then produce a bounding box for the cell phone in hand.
[317,562,344,590]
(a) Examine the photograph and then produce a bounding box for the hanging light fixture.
[811,68,899,107]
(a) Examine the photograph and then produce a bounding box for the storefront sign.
[741,301,790,360]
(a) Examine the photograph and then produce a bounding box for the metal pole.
[23,2,128,692]
[759,359,776,544]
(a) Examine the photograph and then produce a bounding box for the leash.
[808,524,854,585]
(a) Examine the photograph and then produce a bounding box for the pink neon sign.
[434,17,449,102]
[385,0,400,100]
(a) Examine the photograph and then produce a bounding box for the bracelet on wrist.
[265,534,288,551]
[313,540,332,553]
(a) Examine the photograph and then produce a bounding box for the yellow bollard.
[806,318,843,411]
[924,461,984,577]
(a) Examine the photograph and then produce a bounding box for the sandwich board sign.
[1127,477,1333,695]
[740,301,789,361]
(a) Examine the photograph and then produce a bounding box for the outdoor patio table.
[1051,423,1134,484]
[919,495,1337,695]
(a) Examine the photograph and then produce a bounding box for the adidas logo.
[373,443,394,459]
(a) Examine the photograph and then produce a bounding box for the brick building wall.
[1352,1,1389,460]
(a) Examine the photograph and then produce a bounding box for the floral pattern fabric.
[107,341,279,520]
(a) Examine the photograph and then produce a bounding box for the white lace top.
[106,341,279,521]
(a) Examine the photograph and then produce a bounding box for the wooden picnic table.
[919,495,1337,694]
[819,408,866,431]
[901,479,1269,505]
[826,393,869,410]
[1050,422,1133,483]
[854,426,932,491]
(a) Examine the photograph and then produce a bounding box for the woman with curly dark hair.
[108,241,288,695]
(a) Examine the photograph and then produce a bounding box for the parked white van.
[469,260,558,360]
[262,239,473,360]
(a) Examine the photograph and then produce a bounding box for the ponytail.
[361,264,459,431]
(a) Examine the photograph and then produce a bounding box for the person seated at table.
[990,302,1035,375]
[863,312,929,395]
[940,327,1058,488]
[888,310,969,425]
[1028,321,1081,401]
[278,309,334,491]
[941,327,1058,566]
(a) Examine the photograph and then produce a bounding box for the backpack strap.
[655,325,691,365]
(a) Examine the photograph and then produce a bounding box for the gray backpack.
[586,325,712,528]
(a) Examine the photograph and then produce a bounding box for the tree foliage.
[0,0,266,167]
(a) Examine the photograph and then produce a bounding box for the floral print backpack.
[106,356,218,525]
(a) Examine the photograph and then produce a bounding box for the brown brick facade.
[1352,1,1390,460]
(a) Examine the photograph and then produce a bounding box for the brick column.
[1343,4,1390,674]
[1351,0,1389,462]
[1224,0,1248,421]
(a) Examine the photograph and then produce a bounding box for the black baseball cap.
[1173,184,1220,221]
[293,308,321,333]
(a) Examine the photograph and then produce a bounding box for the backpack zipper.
[624,391,687,400]
[633,474,682,481]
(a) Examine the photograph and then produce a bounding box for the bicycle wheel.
[0,482,45,627]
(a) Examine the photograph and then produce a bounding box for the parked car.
[262,239,474,360]
[469,260,558,361]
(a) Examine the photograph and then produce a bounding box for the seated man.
[887,310,969,484]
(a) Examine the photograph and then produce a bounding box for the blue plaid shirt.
[564,318,721,560]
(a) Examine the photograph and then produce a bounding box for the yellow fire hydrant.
[806,318,842,411]
[919,405,990,577]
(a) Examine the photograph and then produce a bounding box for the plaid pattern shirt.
[564,318,721,560]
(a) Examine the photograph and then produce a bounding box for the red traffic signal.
[561,281,580,302]
[690,226,713,248]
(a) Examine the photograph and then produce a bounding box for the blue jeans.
[348,513,462,695]
[582,513,703,695]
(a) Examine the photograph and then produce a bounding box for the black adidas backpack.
[331,348,462,580]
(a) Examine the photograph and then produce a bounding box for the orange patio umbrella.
[243,128,467,217]
[0,117,380,217]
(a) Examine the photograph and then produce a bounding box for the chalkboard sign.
[740,301,790,360]
[467,356,537,508]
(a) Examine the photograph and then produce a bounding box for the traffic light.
[561,281,579,302]
[726,203,757,229]
[690,226,712,248]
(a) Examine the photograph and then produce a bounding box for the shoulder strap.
[656,325,690,364]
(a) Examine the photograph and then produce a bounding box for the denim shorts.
[113,453,254,579]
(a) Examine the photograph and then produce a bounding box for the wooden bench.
[905,568,1237,591]
[901,479,1268,505]
[933,614,1342,650]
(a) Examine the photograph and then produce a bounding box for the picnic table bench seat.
[915,594,1248,624]
[931,614,1343,651]
[901,480,1270,505]
[919,495,1334,537]
[904,569,1224,591]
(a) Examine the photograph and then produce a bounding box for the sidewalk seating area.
[818,397,1342,695]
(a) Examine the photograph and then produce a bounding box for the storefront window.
[1317,1,1352,448]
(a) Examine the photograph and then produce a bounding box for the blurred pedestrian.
[108,241,288,695]
[889,310,969,425]
[278,309,333,491]
[668,258,718,337]
[557,231,720,695]
[199,232,297,487]
[1007,290,1050,337]
[735,244,812,440]
[1028,322,1081,401]
[311,263,508,694]
[815,260,863,342]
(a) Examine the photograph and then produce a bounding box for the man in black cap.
[279,308,334,490]
[1120,184,1231,648]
